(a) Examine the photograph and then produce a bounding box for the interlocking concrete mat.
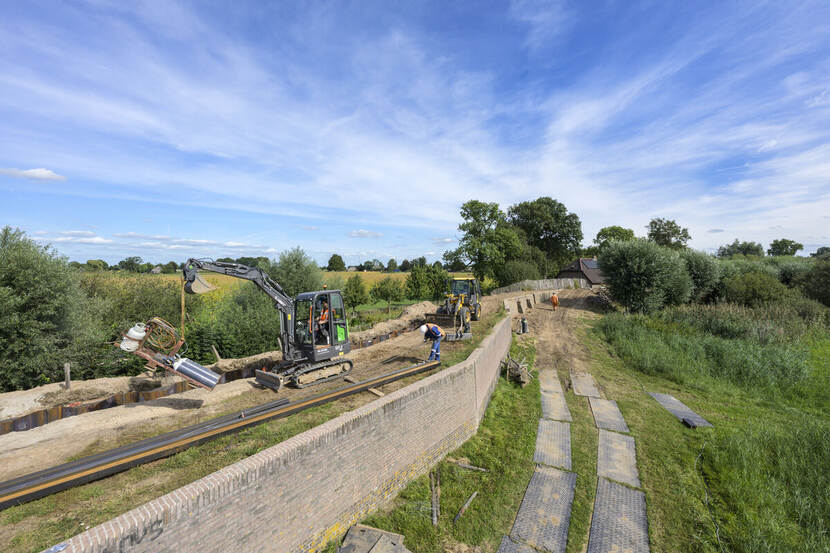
[539,371,564,395]
[648,393,713,427]
[597,429,640,488]
[587,478,650,553]
[541,392,572,422]
[534,419,572,469]
[570,371,601,397]
[589,397,630,433]
[339,525,406,553]
[496,535,536,553]
[511,466,576,553]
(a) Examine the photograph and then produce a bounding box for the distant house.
[149,265,163,274]
[555,258,606,286]
[347,266,358,272]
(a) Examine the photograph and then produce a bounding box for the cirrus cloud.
[0,168,66,181]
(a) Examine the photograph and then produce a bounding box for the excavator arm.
[182,259,299,359]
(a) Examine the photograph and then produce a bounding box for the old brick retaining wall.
[49,316,512,553]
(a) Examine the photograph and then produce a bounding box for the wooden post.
[64,362,71,389]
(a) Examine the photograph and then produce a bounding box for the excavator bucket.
[184,274,216,295]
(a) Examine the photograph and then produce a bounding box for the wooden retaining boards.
[0,360,440,511]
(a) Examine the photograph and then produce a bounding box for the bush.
[343,275,369,314]
[496,260,540,287]
[599,239,690,313]
[680,249,720,301]
[723,272,788,307]
[796,259,830,307]
[405,264,448,300]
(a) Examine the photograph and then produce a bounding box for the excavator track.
[287,358,354,388]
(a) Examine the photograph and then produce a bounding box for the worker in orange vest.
[316,299,330,344]
[551,293,559,311]
[420,322,446,361]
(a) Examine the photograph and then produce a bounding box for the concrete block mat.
[539,371,564,395]
[649,393,713,428]
[511,466,576,553]
[587,478,650,553]
[570,371,601,397]
[597,429,641,488]
[541,392,572,422]
[496,536,536,553]
[339,525,406,553]
[534,419,572,469]
[589,398,630,433]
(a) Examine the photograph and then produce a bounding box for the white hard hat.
[419,325,427,333]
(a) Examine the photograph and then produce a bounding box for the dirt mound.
[38,388,110,408]
[350,301,437,341]
[207,350,283,375]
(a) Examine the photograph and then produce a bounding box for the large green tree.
[767,238,803,257]
[646,218,691,250]
[267,246,323,297]
[386,258,398,272]
[594,226,635,249]
[405,264,448,300]
[371,277,404,313]
[447,200,523,282]
[810,246,830,258]
[326,253,347,272]
[717,239,765,258]
[507,197,582,275]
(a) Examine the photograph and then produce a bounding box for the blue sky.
[2,0,829,265]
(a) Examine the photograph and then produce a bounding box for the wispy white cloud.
[59,230,95,237]
[52,235,113,244]
[0,168,66,180]
[349,229,383,238]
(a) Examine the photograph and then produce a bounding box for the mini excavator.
[183,258,353,391]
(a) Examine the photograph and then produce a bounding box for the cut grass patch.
[362,338,538,553]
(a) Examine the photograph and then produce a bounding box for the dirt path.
[530,289,600,376]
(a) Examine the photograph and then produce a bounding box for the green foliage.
[0,227,88,391]
[85,259,108,270]
[679,249,720,301]
[507,196,583,274]
[717,239,765,258]
[593,225,635,249]
[598,238,690,313]
[386,258,398,272]
[646,217,690,249]
[342,275,369,314]
[326,253,346,272]
[266,246,322,297]
[811,246,830,258]
[796,259,830,307]
[370,276,405,312]
[441,249,467,271]
[767,238,803,257]
[723,272,788,307]
[404,264,448,301]
[449,200,523,282]
[117,256,143,272]
[496,260,541,285]
[399,259,411,271]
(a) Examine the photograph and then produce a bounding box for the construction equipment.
[425,277,482,339]
[183,259,353,391]
[117,317,221,390]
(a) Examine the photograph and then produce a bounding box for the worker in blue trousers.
[420,322,446,361]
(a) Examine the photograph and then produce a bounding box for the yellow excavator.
[425,277,482,340]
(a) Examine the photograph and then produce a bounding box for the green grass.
[362,338,539,552]
[589,301,830,553]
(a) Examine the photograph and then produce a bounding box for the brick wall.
[49,316,511,553]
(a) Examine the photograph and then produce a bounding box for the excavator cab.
[294,290,351,362]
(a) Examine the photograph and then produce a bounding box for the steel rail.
[0,359,440,511]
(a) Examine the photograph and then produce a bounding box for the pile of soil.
[350,301,437,342]
[38,388,111,408]
[207,351,283,375]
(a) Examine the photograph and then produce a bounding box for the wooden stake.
[180,276,186,340]
[64,362,71,390]
[453,491,477,524]
[367,387,385,397]
[211,345,222,362]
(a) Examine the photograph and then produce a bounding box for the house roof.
[556,258,605,284]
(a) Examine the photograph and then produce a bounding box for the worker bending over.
[420,322,445,361]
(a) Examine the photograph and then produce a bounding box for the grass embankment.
[0,309,505,553]
[360,338,538,553]
[593,302,830,553]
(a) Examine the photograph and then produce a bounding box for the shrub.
[496,260,540,287]
[680,249,720,301]
[405,264,448,300]
[599,239,690,313]
[343,275,369,314]
[723,272,788,307]
[371,277,405,312]
[796,259,830,307]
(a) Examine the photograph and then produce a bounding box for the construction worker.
[551,293,559,311]
[420,322,445,361]
[316,299,330,344]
